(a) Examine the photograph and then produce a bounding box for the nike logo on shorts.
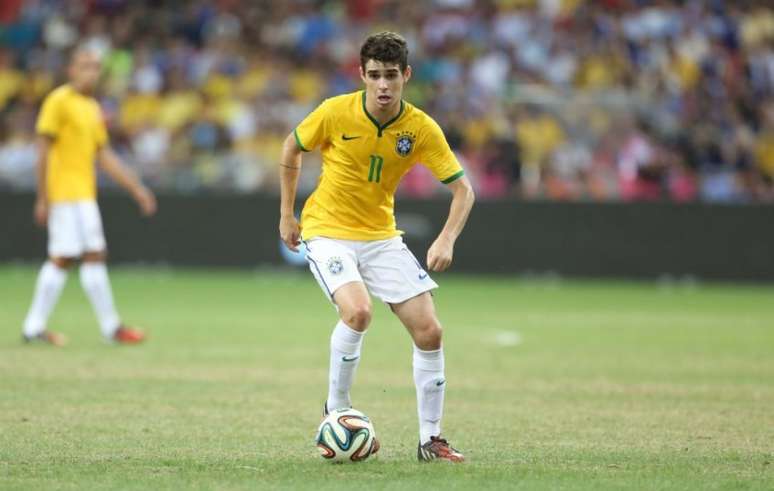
[418,272,428,280]
[342,355,360,362]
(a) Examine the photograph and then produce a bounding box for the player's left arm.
[427,175,475,272]
[97,146,157,216]
[279,132,304,252]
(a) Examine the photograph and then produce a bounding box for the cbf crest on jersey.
[395,131,416,157]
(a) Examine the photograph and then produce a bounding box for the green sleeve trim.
[441,170,465,184]
[294,128,310,152]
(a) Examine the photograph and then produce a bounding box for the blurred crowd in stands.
[1,0,774,202]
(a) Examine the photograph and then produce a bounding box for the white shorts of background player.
[47,200,106,257]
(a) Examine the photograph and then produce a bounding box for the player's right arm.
[279,132,303,252]
[33,136,53,227]
[97,146,157,216]
[279,99,331,251]
[33,91,63,227]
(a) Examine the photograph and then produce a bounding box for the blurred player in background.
[22,46,156,346]
[280,32,475,462]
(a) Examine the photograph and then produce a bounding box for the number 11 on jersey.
[368,155,384,183]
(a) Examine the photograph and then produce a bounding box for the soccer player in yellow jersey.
[22,46,157,346]
[279,32,475,462]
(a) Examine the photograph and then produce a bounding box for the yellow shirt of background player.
[294,91,464,241]
[36,84,107,203]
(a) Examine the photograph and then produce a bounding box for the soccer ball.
[315,408,377,463]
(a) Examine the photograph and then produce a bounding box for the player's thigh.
[77,201,106,254]
[304,238,362,302]
[391,292,443,349]
[359,237,438,304]
[48,202,84,258]
[390,291,438,329]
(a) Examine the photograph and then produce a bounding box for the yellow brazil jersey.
[36,84,108,203]
[294,91,464,241]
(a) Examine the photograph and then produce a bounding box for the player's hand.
[34,196,48,227]
[280,214,301,252]
[427,235,454,272]
[135,186,157,216]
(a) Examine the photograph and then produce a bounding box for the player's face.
[360,59,411,110]
[69,51,102,93]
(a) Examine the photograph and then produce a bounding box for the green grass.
[1,265,772,490]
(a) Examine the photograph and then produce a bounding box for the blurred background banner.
[1,0,773,277]
[2,192,773,279]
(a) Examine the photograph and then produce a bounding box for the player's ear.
[403,65,412,83]
[359,64,367,84]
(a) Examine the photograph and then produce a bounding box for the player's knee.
[342,304,372,332]
[416,319,443,349]
[428,321,443,346]
[50,257,75,269]
[82,250,107,262]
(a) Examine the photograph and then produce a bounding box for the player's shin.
[413,345,446,444]
[327,320,365,411]
[79,262,121,338]
[23,261,68,337]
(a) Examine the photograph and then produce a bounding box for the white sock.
[79,262,121,338]
[414,345,446,445]
[23,261,68,337]
[327,320,365,411]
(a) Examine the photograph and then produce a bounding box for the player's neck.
[364,92,401,125]
[69,82,93,96]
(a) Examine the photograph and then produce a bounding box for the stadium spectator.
[1,0,774,202]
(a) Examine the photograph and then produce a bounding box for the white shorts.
[304,236,438,304]
[48,200,107,257]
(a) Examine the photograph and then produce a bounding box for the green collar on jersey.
[361,91,404,137]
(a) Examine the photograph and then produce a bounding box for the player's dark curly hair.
[360,32,409,72]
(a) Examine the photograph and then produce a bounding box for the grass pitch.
[0,265,772,490]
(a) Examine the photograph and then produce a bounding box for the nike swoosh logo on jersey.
[342,355,360,362]
[342,134,361,141]
[435,379,446,387]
